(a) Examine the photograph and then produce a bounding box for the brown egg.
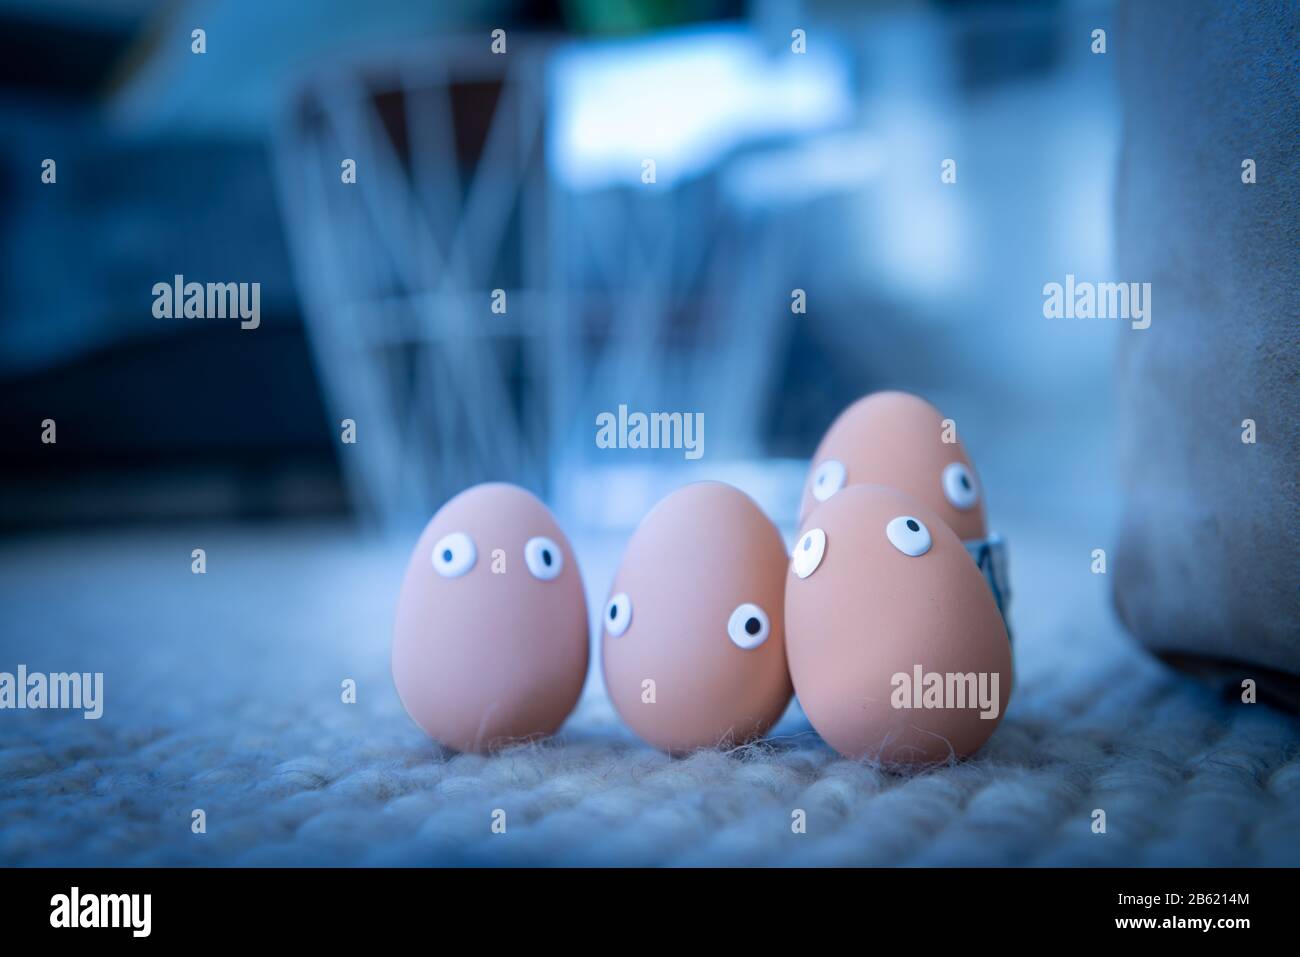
[799,391,987,541]
[601,482,792,753]
[785,483,1011,763]
[392,483,588,753]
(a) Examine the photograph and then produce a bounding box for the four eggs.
[392,391,1012,762]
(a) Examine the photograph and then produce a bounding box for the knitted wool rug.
[2,515,1297,867]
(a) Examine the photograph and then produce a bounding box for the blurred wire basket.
[274,37,555,533]
[273,28,855,533]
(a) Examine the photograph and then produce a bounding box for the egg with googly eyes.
[601,482,792,754]
[800,391,987,541]
[786,484,1011,763]
[392,483,588,753]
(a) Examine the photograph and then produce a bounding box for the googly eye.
[811,459,846,503]
[523,536,563,581]
[727,602,770,650]
[885,516,931,557]
[942,462,979,511]
[604,592,632,637]
[792,527,827,579]
[431,531,476,578]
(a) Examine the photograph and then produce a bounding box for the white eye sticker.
[792,527,827,579]
[524,536,563,580]
[727,603,770,650]
[811,459,846,503]
[431,531,476,578]
[886,516,932,557]
[942,462,979,511]
[604,592,632,637]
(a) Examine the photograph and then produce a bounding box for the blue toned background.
[1,0,1296,867]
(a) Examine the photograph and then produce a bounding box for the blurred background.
[0,0,1120,541]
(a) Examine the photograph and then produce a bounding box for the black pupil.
[906,519,919,532]
[610,605,618,619]
[960,475,970,489]
[744,617,761,636]
[442,549,453,562]
[542,549,552,566]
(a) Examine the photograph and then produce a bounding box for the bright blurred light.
[724,130,885,209]
[547,25,854,191]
